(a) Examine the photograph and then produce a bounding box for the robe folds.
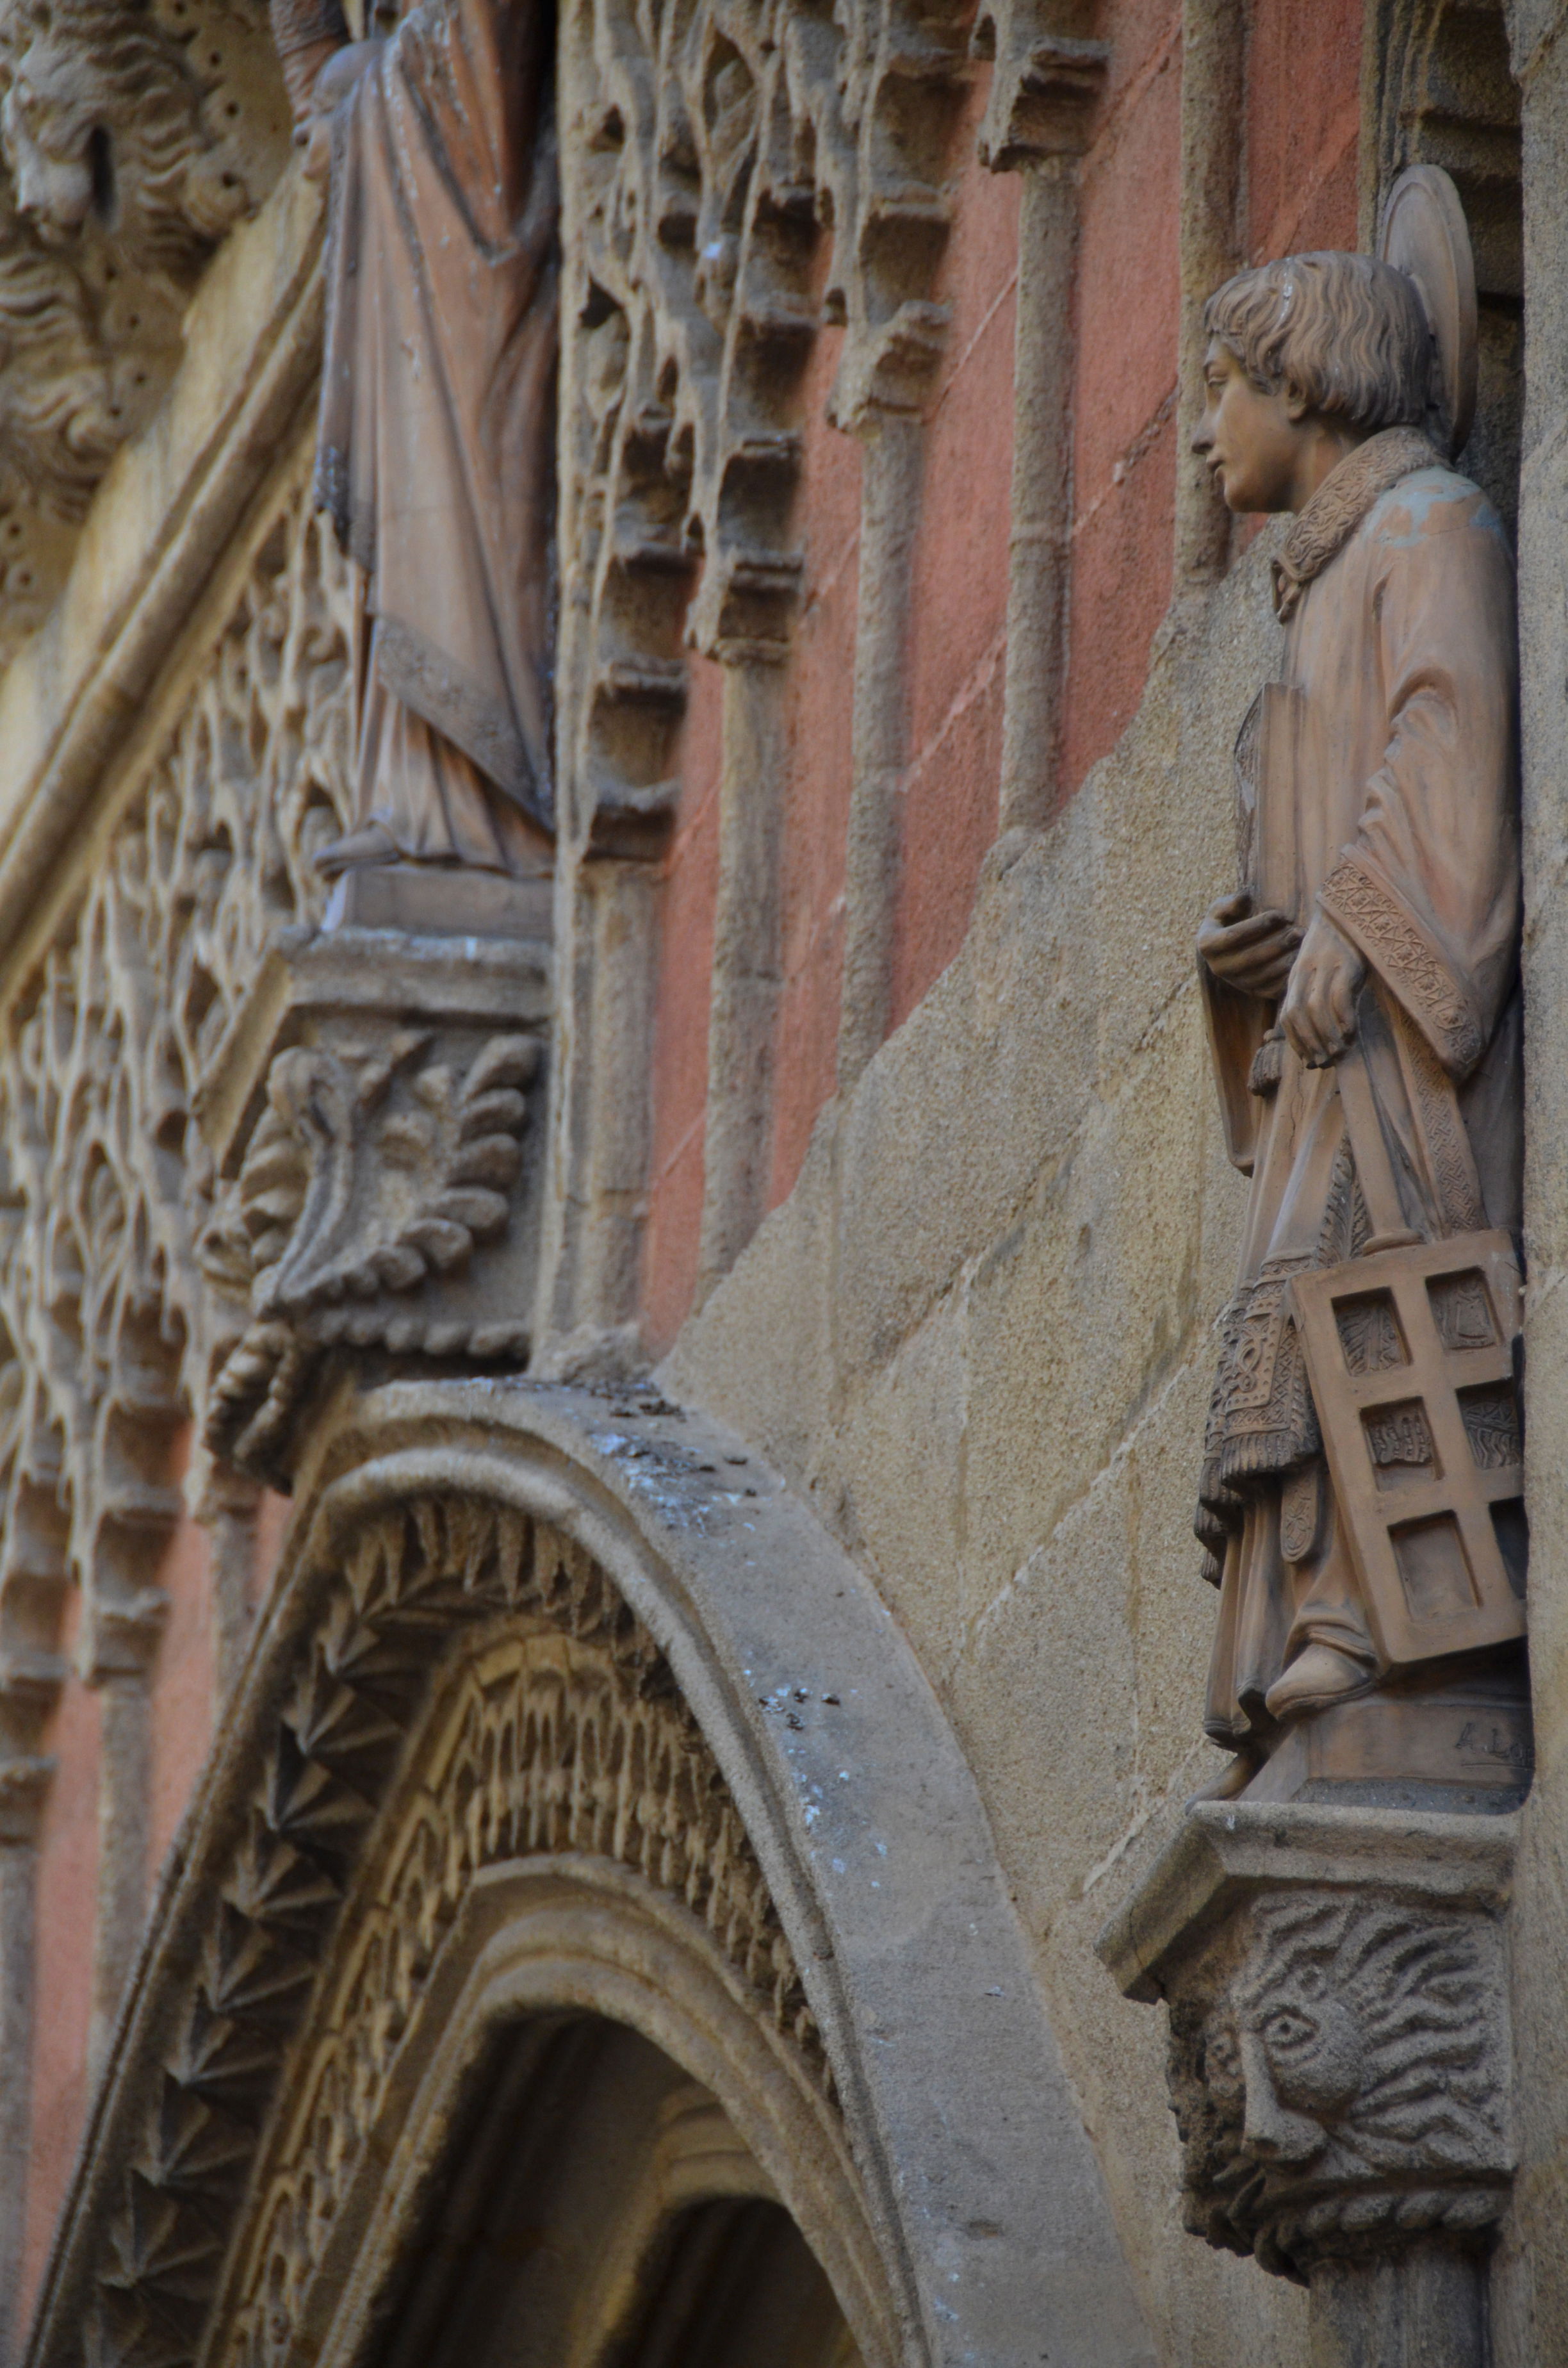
[318,0,557,871]
[1198,429,1521,1747]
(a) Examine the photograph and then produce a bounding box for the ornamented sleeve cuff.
[1318,847,1485,1076]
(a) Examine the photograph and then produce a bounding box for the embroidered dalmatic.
[318,0,557,871]
[1198,428,1521,1745]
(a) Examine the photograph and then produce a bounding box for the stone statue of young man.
[270,0,557,895]
[1190,243,1521,1794]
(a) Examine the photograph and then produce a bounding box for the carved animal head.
[0,0,252,272]
[1170,1889,1510,2273]
[0,37,96,238]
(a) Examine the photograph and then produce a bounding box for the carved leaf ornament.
[206,1032,539,1474]
[52,1491,827,2368]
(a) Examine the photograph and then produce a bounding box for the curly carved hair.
[1204,251,1433,434]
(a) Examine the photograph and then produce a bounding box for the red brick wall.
[1061,0,1181,793]
[1247,0,1362,262]
[891,94,1018,1037]
[635,0,1369,1355]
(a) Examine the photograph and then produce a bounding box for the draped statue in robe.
[1189,213,1524,1800]
[270,0,557,889]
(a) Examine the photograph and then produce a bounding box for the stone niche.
[195,921,551,1484]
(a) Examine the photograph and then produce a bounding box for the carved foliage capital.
[199,934,549,1483]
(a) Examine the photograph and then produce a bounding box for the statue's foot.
[1185,1750,1261,1807]
[313,821,403,878]
[1264,1641,1378,1722]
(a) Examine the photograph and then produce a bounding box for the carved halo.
[1377,162,1478,459]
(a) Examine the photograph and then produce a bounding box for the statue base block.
[1244,1668,1531,1811]
[322,861,553,939]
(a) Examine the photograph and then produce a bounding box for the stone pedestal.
[1098,1802,1516,2368]
[193,925,551,1483]
[322,860,553,939]
[1242,1665,1531,1813]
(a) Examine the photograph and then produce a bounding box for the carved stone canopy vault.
[24,1380,1156,2368]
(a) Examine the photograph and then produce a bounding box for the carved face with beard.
[0,37,96,238]
[0,3,279,271]
[1168,1890,1511,2278]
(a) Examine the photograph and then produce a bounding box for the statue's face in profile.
[1192,340,1310,515]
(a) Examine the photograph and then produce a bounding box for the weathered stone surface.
[0,0,292,663]
[26,1379,1157,2368]
[664,539,1322,2351]
[1100,1804,1515,2295]
[197,928,551,1482]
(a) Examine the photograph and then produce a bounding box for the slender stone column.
[1499,3,1568,2356]
[1309,2244,1487,2368]
[84,1602,164,2087]
[197,1464,261,1702]
[837,412,924,1091]
[998,161,1079,831]
[533,853,662,1348]
[698,661,787,1301]
[0,1753,51,2368]
[974,6,1106,828]
[1174,0,1244,589]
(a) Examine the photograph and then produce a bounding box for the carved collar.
[1271,425,1444,621]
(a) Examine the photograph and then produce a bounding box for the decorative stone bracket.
[972,0,1107,171]
[1098,1802,1516,2366]
[194,926,550,1486]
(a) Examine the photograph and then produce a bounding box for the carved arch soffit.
[26,1381,1155,2368]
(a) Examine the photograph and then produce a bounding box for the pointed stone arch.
[25,1379,1154,2368]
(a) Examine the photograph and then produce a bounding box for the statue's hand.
[297,40,382,181]
[1197,890,1302,999]
[279,37,342,133]
[1280,910,1366,1068]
